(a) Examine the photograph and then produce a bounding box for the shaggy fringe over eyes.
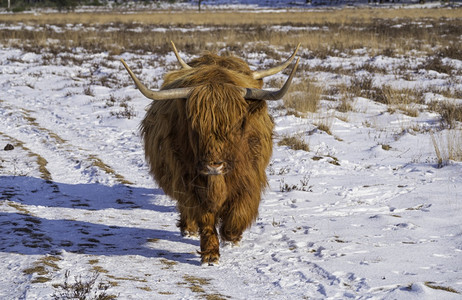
[188,53,254,77]
[187,83,247,139]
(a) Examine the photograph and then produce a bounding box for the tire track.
[1,99,140,290]
[0,99,133,186]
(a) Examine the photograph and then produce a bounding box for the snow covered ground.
[1,21,461,299]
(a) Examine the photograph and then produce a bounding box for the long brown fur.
[141,53,273,264]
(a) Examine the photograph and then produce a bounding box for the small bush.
[280,175,313,192]
[84,86,94,97]
[104,95,136,119]
[437,44,462,60]
[52,270,116,300]
[421,56,454,75]
[349,75,374,98]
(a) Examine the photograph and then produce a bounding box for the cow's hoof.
[200,252,219,266]
[181,230,199,238]
[222,240,240,247]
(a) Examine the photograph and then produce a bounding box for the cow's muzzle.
[200,161,226,176]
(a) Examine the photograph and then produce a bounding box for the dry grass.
[1,8,461,57]
[278,135,310,152]
[316,122,333,135]
[1,7,460,134]
[52,270,117,300]
[1,9,460,26]
[283,80,324,113]
[337,86,355,113]
[431,130,462,167]
[344,73,462,126]
[345,75,426,117]
[315,113,335,135]
[88,155,133,185]
[348,75,374,99]
[424,281,460,294]
[178,274,228,300]
[429,101,462,129]
[379,86,423,117]
[23,256,62,284]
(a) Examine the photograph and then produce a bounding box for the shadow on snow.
[0,175,200,266]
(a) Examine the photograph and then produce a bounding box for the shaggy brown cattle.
[121,42,299,264]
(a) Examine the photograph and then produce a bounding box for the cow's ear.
[246,100,266,115]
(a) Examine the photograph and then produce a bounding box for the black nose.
[205,161,225,175]
[209,161,224,168]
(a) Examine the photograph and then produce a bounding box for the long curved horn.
[243,58,299,101]
[252,43,301,80]
[171,41,192,70]
[120,59,192,100]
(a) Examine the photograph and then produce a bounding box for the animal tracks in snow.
[1,46,461,299]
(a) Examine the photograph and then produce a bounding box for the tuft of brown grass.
[429,101,462,129]
[182,275,211,295]
[315,114,335,135]
[424,282,460,294]
[380,86,422,117]
[336,83,355,113]
[431,130,462,168]
[278,135,310,152]
[316,122,332,135]
[283,80,324,113]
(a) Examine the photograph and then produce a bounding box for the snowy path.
[1,48,461,299]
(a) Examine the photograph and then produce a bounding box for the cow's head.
[121,42,299,176]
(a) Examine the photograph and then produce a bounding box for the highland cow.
[121,42,299,264]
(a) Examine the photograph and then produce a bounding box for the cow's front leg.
[177,206,199,237]
[198,212,219,265]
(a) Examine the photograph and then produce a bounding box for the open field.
[1,8,461,57]
[2,7,461,24]
[3,8,460,125]
[1,5,462,299]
